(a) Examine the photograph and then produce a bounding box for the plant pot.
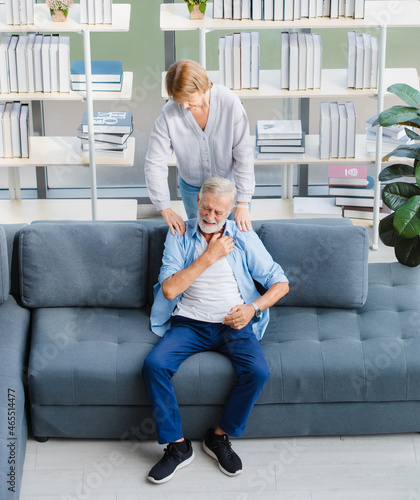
[189,4,205,20]
[50,8,68,21]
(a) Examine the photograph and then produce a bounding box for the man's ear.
[197,193,200,205]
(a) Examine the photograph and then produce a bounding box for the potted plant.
[184,0,207,20]
[374,83,420,266]
[46,0,73,21]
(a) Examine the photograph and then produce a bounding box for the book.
[354,0,365,18]
[224,0,233,18]
[258,133,306,152]
[232,32,241,90]
[213,0,224,18]
[87,0,95,24]
[298,33,307,91]
[19,0,27,25]
[81,141,128,151]
[329,102,339,158]
[218,37,225,86]
[33,35,43,92]
[370,35,378,88]
[345,0,354,16]
[255,146,305,160]
[289,32,299,91]
[49,34,60,93]
[233,0,241,19]
[284,0,293,20]
[281,32,289,89]
[343,205,390,220]
[2,102,12,158]
[362,33,372,89]
[240,32,251,90]
[313,33,322,90]
[252,0,262,19]
[224,34,233,89]
[274,0,283,20]
[328,165,367,183]
[294,0,301,20]
[330,0,339,17]
[103,0,112,24]
[16,35,28,93]
[79,111,133,134]
[305,33,314,90]
[58,35,70,93]
[41,35,51,93]
[242,0,251,18]
[319,101,330,159]
[10,101,21,158]
[19,103,29,158]
[78,132,131,145]
[335,196,380,208]
[0,103,4,157]
[80,147,128,159]
[329,176,375,197]
[338,103,347,158]
[71,81,123,92]
[95,0,104,24]
[366,115,406,140]
[294,197,343,218]
[26,0,34,24]
[0,36,11,93]
[347,31,356,88]
[70,60,123,83]
[257,119,302,139]
[8,35,19,93]
[256,136,303,146]
[355,34,364,89]
[26,33,35,93]
[80,0,88,23]
[263,0,274,20]
[251,31,260,89]
[345,101,356,158]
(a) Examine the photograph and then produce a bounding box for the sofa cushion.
[19,222,148,308]
[0,226,9,304]
[258,222,369,308]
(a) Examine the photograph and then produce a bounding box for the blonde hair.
[199,177,237,210]
[166,59,212,103]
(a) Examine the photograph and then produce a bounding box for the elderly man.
[143,177,289,484]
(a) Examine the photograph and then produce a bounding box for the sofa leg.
[34,436,49,443]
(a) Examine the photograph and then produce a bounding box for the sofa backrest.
[257,222,369,308]
[19,222,148,309]
[0,225,9,305]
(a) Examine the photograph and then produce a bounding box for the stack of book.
[0,34,70,93]
[255,119,305,160]
[78,111,133,158]
[70,60,123,92]
[319,101,356,159]
[218,32,259,90]
[293,197,343,218]
[365,115,414,155]
[6,0,34,25]
[213,0,365,20]
[0,101,30,158]
[80,0,112,24]
[347,31,379,89]
[281,32,322,90]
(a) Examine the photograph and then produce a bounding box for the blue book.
[329,176,375,197]
[71,60,123,83]
[79,111,133,134]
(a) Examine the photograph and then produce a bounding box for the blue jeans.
[142,316,270,444]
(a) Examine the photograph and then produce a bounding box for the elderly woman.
[144,59,254,235]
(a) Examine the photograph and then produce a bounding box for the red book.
[328,165,368,186]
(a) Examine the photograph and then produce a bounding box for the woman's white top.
[144,83,255,211]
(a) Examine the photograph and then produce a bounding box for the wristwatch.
[251,302,262,318]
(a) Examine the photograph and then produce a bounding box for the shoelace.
[160,444,182,464]
[213,435,234,458]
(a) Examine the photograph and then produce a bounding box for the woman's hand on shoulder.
[160,208,186,236]
[234,204,252,232]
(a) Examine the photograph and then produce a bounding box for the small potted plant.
[46,0,73,22]
[184,0,207,20]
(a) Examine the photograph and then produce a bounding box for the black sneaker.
[202,428,243,476]
[148,440,195,484]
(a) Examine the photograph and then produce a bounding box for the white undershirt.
[173,233,244,323]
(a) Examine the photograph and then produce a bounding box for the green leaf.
[393,195,420,238]
[199,1,206,12]
[395,236,420,267]
[382,143,420,162]
[387,83,420,108]
[379,163,415,182]
[405,128,420,140]
[382,182,420,211]
[379,213,399,247]
[377,106,420,128]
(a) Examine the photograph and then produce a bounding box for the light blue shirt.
[150,219,288,340]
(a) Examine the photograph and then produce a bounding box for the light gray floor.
[21,211,410,500]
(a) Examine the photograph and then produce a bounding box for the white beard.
[198,214,226,234]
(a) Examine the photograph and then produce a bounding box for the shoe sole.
[202,442,243,477]
[147,451,195,484]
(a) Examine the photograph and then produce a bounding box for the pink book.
[328,165,368,186]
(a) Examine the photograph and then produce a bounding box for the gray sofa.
[2,218,420,498]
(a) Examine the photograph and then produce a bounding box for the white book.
[263,0,274,19]
[87,0,95,24]
[11,0,20,25]
[233,33,241,90]
[284,0,294,20]
[8,35,19,93]
[257,119,302,139]
[293,0,301,19]
[251,31,260,89]
[252,0,262,18]
[319,101,330,159]
[26,33,35,93]
[16,35,28,93]
[339,0,345,16]
[218,37,226,86]
[224,0,233,18]
[294,197,343,218]
[233,0,241,19]
[298,33,307,91]
[33,34,43,92]
[353,0,365,18]
[338,103,347,158]
[242,0,251,17]
[316,0,323,17]
[0,104,4,157]
[305,33,314,89]
[19,0,27,25]
[26,0,34,24]
[224,34,233,89]
[104,0,112,24]
[213,0,224,18]
[370,35,378,89]
[347,31,356,88]
[330,0,339,17]
[80,0,88,23]
[95,0,104,23]
[309,0,317,17]
[322,0,330,16]
[281,32,289,89]
[345,0,354,16]
[41,35,51,93]
[0,36,11,93]
[3,102,13,158]
[49,34,59,93]
[6,0,13,25]
[10,101,21,158]
[301,0,309,17]
[345,101,356,158]
[19,103,29,158]
[241,32,251,90]
[274,0,283,20]
[58,35,70,93]
[355,34,364,89]
[289,32,299,91]
[329,102,339,158]
[313,33,322,89]
[362,33,371,89]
